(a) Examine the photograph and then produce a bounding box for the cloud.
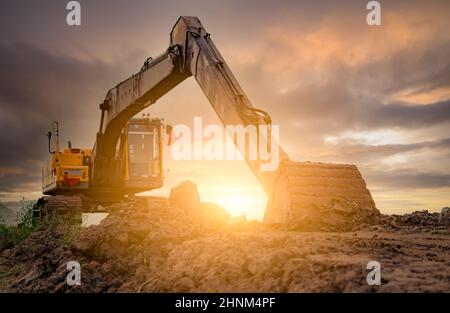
[0,42,142,192]
[371,100,450,129]
[312,137,450,162]
[366,169,450,189]
[226,1,450,143]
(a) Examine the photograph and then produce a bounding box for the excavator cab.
[120,116,164,193]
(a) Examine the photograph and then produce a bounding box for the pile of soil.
[379,209,450,230]
[0,182,449,292]
[287,197,381,232]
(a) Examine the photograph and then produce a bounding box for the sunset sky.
[0,0,449,219]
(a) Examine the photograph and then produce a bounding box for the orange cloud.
[231,5,450,81]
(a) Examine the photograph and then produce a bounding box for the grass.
[0,201,82,251]
[40,210,82,246]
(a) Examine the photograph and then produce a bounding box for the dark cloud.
[0,172,41,192]
[370,100,450,129]
[311,137,450,163]
[252,45,450,138]
[230,9,450,143]
[366,170,450,189]
[0,42,141,191]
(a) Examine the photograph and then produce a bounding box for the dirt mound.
[169,180,201,212]
[439,207,450,225]
[0,224,74,292]
[1,188,233,292]
[379,208,450,229]
[0,183,449,293]
[286,198,380,232]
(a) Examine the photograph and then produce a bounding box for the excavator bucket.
[264,160,379,231]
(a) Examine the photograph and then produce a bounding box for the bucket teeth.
[264,161,379,231]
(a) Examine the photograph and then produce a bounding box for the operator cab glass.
[123,118,163,191]
[128,125,160,178]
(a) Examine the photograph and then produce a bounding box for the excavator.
[35,16,377,229]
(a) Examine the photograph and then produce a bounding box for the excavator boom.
[93,16,378,230]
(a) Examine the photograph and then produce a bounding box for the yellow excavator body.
[41,118,164,202]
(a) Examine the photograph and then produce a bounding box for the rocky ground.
[0,182,449,293]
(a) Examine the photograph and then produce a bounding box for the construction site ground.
[0,193,449,293]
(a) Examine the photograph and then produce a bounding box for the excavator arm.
[93,17,278,190]
[93,16,378,230]
[92,46,188,188]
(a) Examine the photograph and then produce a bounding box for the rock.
[169,181,201,212]
[386,210,440,226]
[14,264,41,286]
[54,282,66,293]
[115,231,129,244]
[101,262,113,273]
[173,276,195,292]
[439,207,450,225]
[288,198,380,232]
[1,248,12,258]
[380,208,444,225]
[71,239,93,254]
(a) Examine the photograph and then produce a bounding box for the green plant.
[17,202,37,229]
[39,210,82,245]
[0,201,83,251]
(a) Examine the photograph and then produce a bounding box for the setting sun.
[201,187,267,220]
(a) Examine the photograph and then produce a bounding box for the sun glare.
[204,192,267,220]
